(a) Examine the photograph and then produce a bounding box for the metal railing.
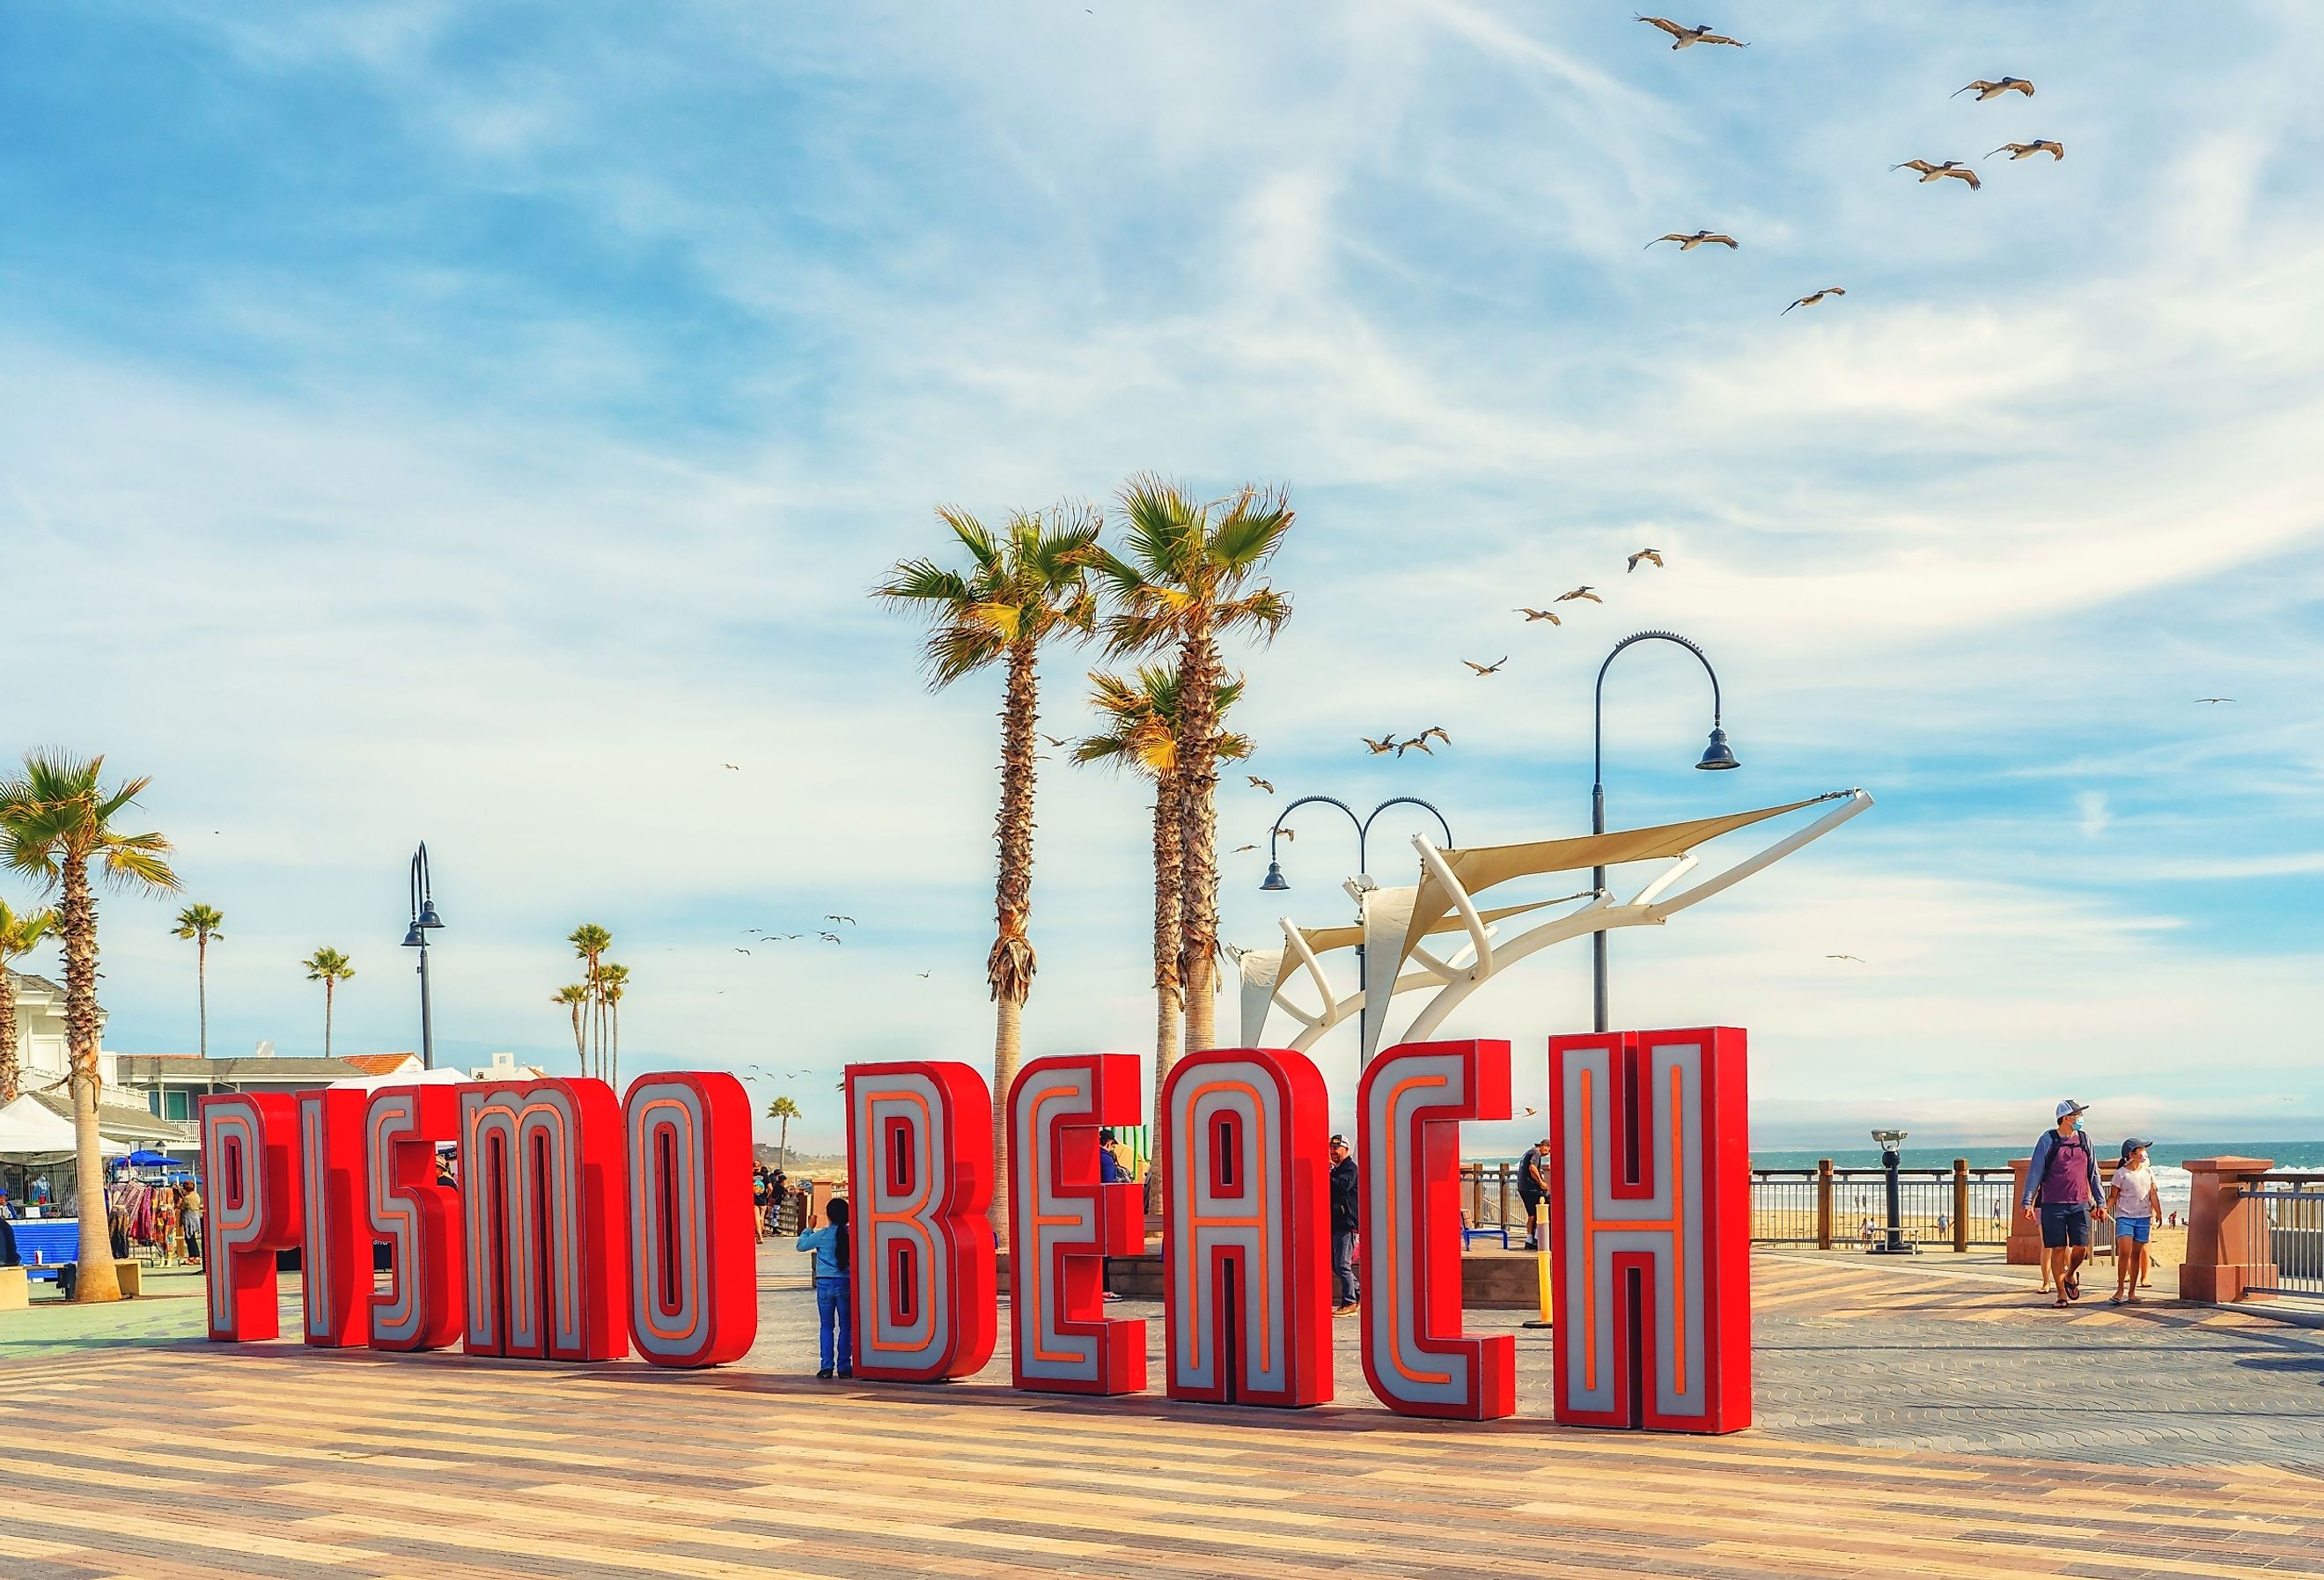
[2235,1173,2324,1298]
[1459,1160,2017,1251]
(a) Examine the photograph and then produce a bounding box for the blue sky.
[4,1,2320,1150]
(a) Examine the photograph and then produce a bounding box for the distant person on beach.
[1519,1138,1552,1249]
[2021,1099,2106,1308]
[798,1196,853,1379]
[2107,1139,2162,1305]
[1328,1135,1360,1315]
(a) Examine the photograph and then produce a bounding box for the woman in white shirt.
[2107,1139,2162,1304]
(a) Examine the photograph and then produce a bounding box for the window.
[163,1089,193,1122]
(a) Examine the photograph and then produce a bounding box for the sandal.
[2063,1274,2080,1301]
[2053,1296,2070,1308]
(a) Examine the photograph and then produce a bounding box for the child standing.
[2108,1139,2162,1304]
[797,1197,853,1378]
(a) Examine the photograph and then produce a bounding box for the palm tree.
[1087,475,1294,1055]
[1075,665,1249,1211]
[0,752,180,1304]
[766,1094,801,1171]
[568,923,612,1079]
[0,900,59,1104]
[302,948,355,1058]
[171,903,225,1059]
[599,962,629,1088]
[554,984,590,1073]
[874,502,1100,1238]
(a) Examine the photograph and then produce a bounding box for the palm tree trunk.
[986,635,1041,1244]
[0,969,20,1106]
[1175,619,1224,1055]
[778,1114,790,1172]
[610,1001,620,1089]
[196,935,209,1059]
[1146,777,1183,1215]
[323,978,335,1059]
[62,861,120,1303]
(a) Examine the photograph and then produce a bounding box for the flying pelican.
[1396,736,1436,757]
[1515,607,1563,624]
[1893,159,1981,190]
[1555,586,1603,604]
[1627,548,1666,571]
[1247,775,1276,793]
[1647,230,1739,251]
[1954,77,2034,100]
[1783,286,1846,314]
[1988,140,2064,162]
[1636,15,1747,49]
[1362,733,1399,754]
[1463,657,1510,675]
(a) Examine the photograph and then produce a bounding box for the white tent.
[0,1092,130,1159]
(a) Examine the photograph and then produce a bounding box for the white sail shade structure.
[1232,789,1872,1064]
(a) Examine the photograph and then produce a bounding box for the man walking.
[1519,1137,1553,1249]
[2021,1099,2106,1307]
[1328,1134,1360,1315]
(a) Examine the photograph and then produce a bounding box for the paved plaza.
[4,1247,2323,1576]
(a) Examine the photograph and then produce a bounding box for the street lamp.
[1590,630,1738,1033]
[1259,794,1453,1058]
[1870,1128,1914,1255]
[402,842,445,1070]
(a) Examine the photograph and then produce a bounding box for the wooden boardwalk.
[2,1255,2320,1576]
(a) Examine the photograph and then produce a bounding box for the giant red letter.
[1548,1026,1750,1433]
[844,1061,997,1382]
[200,1092,302,1341]
[298,1087,372,1348]
[460,1078,629,1362]
[1159,1047,1332,1407]
[1357,1039,1516,1420]
[364,1084,465,1352]
[1006,1052,1145,1395]
[624,1071,758,1368]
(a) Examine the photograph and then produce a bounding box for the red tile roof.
[339,1053,423,1075]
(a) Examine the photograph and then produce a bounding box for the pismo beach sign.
[200,1027,1752,1433]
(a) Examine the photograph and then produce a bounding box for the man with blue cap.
[2020,1099,2106,1308]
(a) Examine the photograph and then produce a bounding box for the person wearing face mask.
[2020,1099,2106,1309]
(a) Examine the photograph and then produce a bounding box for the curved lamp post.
[1260,794,1452,1055]
[401,842,445,1070]
[1592,630,1738,1033]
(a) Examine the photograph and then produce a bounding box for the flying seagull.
[723,763,740,770]
[818,931,843,944]
[826,915,856,925]
[1826,953,1866,963]
[1463,656,1510,675]
[1636,16,1747,49]
[1989,140,2065,162]
[916,970,931,978]
[1627,548,1665,572]
[733,948,751,956]
[1247,775,1275,793]
[1556,586,1603,604]
[1515,607,1563,624]
[1362,733,1399,754]
[1040,733,1069,747]
[2196,697,2235,704]
[1893,159,1981,190]
[1647,230,1739,251]
[1783,286,1846,314]
[1954,77,2034,100]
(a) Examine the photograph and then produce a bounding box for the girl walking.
[797,1197,853,1378]
[2108,1140,2162,1304]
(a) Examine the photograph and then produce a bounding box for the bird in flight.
[1783,286,1846,314]
[1893,159,1981,190]
[2196,697,2235,704]
[1362,733,1399,754]
[1556,586,1603,604]
[1635,16,1747,49]
[1515,607,1563,624]
[916,970,931,979]
[1826,953,1866,963]
[1398,726,1452,757]
[1628,548,1666,572]
[1231,843,1258,853]
[1954,77,2034,100]
[1247,775,1275,793]
[1040,733,1069,747]
[1988,140,2064,162]
[1279,827,1296,842]
[818,931,843,944]
[1647,230,1739,251]
[733,948,751,956]
[723,763,740,770]
[825,915,856,926]
[1463,657,1510,676]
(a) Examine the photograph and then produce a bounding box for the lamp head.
[1260,861,1290,893]
[416,901,445,930]
[401,923,425,949]
[1695,726,1739,770]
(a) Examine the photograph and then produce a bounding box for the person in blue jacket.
[797,1197,853,1378]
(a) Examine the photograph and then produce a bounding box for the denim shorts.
[2114,1214,2151,1245]
[2039,1202,2090,1248]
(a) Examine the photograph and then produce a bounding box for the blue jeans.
[1332,1230,1360,1305]
[815,1276,853,1373]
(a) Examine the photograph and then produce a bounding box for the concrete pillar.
[2180,1156,2277,1304]
[2004,1158,2040,1265]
